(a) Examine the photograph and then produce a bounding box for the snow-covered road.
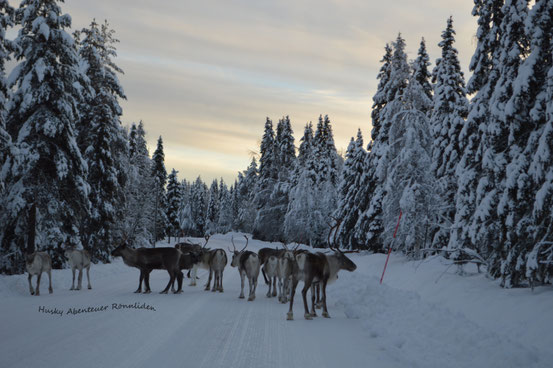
[1,233,552,368]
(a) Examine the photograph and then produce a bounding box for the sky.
[57,0,476,184]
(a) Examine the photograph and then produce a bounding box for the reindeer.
[205,248,227,292]
[262,255,279,298]
[64,246,91,290]
[229,235,260,301]
[175,236,209,286]
[111,242,183,294]
[286,220,357,320]
[276,244,300,303]
[26,252,53,296]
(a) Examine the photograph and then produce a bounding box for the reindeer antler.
[229,236,237,253]
[327,216,342,251]
[241,235,249,253]
[203,235,211,249]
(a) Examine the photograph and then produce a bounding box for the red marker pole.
[380,210,402,284]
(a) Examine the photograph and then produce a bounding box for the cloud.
[61,0,476,184]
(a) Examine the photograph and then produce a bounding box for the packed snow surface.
[1,233,551,368]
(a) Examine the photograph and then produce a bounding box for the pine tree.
[501,0,553,286]
[334,129,367,249]
[75,19,127,262]
[382,64,434,257]
[1,0,91,271]
[430,17,469,250]
[370,44,392,143]
[190,176,207,236]
[151,136,168,244]
[166,169,181,242]
[120,122,154,247]
[217,179,233,233]
[0,0,13,173]
[206,179,219,235]
[237,158,257,232]
[477,0,530,279]
[450,0,504,259]
[413,38,433,112]
[284,122,317,244]
[253,117,279,241]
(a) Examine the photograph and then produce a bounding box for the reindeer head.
[327,216,358,272]
[229,235,249,267]
[111,241,129,258]
[25,252,36,266]
[63,244,77,258]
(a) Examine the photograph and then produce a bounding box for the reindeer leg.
[135,270,144,293]
[70,268,76,290]
[144,271,152,293]
[161,270,173,294]
[272,277,277,297]
[35,273,41,296]
[48,270,53,294]
[28,274,34,295]
[248,276,255,301]
[86,266,91,289]
[175,271,184,293]
[189,265,197,286]
[322,279,330,318]
[302,280,312,319]
[205,267,212,291]
[239,271,245,299]
[310,284,317,317]
[219,271,224,292]
[315,283,322,309]
[287,278,298,320]
[77,268,83,290]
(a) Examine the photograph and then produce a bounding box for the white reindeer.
[26,252,53,296]
[263,255,278,298]
[229,236,260,301]
[64,247,91,290]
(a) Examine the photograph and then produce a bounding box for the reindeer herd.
[25,221,358,320]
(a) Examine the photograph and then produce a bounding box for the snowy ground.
[1,233,552,368]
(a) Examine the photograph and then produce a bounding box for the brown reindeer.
[26,252,53,296]
[286,220,357,320]
[111,242,183,294]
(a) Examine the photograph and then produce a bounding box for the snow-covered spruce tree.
[190,176,208,236]
[307,115,341,247]
[253,117,277,241]
[353,44,395,253]
[430,17,469,251]
[382,65,434,258]
[166,169,181,242]
[284,122,316,244]
[236,157,257,232]
[120,121,154,247]
[334,129,367,249]
[205,179,219,235]
[256,116,295,241]
[0,0,13,180]
[475,0,529,279]
[177,179,194,237]
[1,0,91,272]
[501,0,553,287]
[412,38,433,114]
[449,0,504,259]
[151,136,168,244]
[217,179,233,233]
[75,20,128,262]
[370,44,392,144]
[355,35,410,254]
